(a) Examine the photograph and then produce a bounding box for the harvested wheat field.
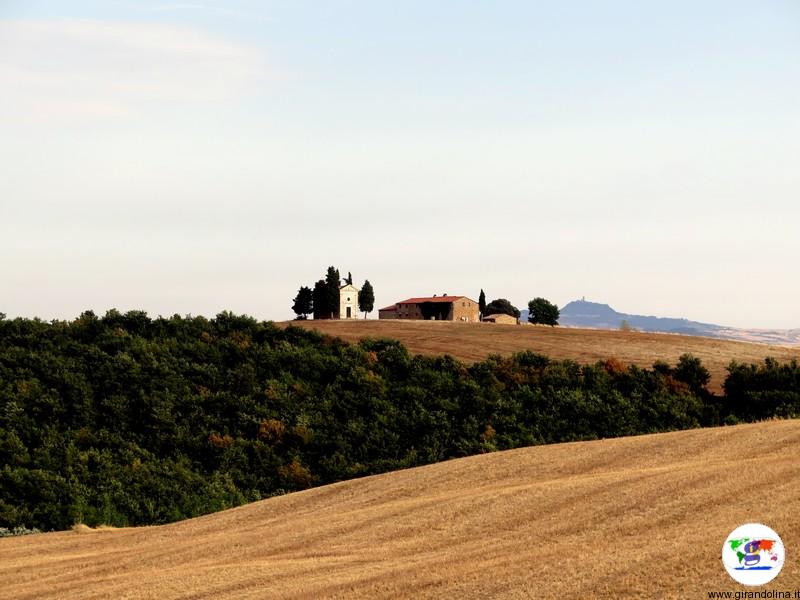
[285,319,800,393]
[3,420,800,599]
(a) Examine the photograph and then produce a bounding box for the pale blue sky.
[1,1,799,327]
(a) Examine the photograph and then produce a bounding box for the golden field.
[2,420,799,599]
[285,319,800,393]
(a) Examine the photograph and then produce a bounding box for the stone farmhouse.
[378,295,479,322]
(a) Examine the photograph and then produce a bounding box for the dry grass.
[284,319,800,393]
[2,420,799,598]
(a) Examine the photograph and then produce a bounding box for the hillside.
[286,319,800,393]
[11,312,793,535]
[3,419,799,599]
[520,299,800,346]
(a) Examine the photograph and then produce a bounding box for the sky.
[1,0,799,328]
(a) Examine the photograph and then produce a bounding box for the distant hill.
[520,299,800,346]
[559,300,720,334]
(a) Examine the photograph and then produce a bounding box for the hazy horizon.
[2,1,799,329]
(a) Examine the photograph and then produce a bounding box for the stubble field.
[2,420,799,599]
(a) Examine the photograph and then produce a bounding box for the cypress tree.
[325,266,341,319]
[359,280,375,318]
[292,286,313,320]
[312,280,328,319]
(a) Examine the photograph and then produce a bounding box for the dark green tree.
[312,280,328,319]
[291,286,313,320]
[346,272,353,285]
[324,266,341,319]
[359,280,375,318]
[673,353,711,396]
[484,298,520,319]
[528,297,559,326]
[478,290,486,319]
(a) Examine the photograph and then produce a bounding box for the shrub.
[0,525,42,537]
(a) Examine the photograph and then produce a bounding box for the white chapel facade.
[339,284,360,319]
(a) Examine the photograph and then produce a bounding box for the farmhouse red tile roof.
[395,295,476,304]
[378,305,397,311]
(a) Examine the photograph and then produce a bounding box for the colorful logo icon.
[722,523,785,586]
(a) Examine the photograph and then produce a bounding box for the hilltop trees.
[528,298,559,326]
[484,298,520,319]
[478,290,486,319]
[305,268,341,320]
[291,286,313,320]
[359,280,375,318]
[295,266,370,319]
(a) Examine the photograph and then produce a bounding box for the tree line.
[292,267,374,320]
[0,310,797,532]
